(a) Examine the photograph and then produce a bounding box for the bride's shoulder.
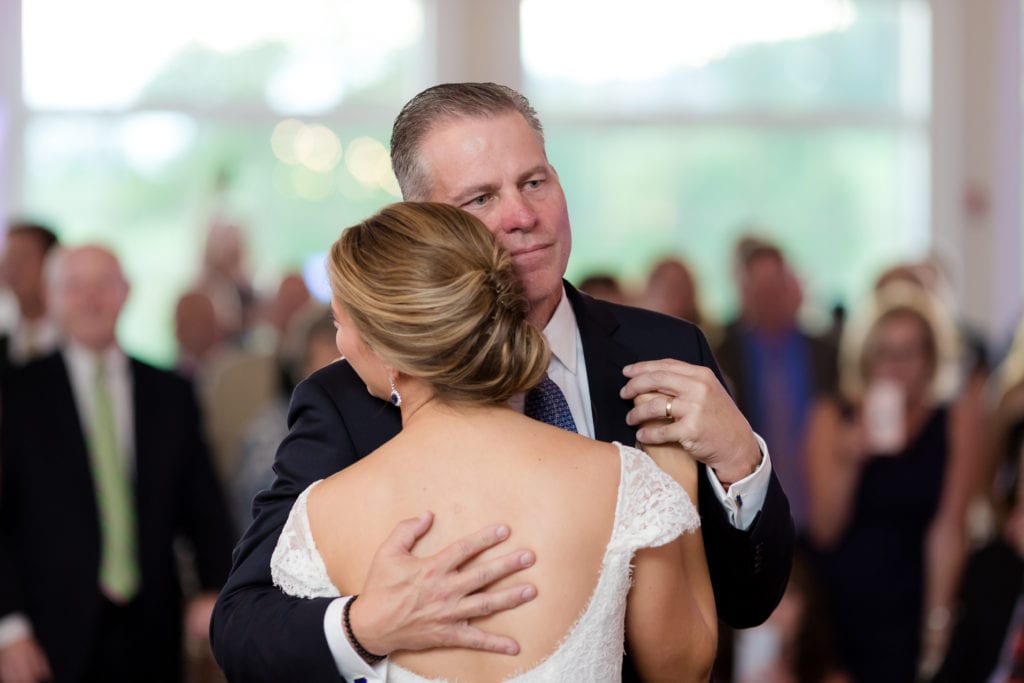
[560,433,622,474]
[310,456,387,521]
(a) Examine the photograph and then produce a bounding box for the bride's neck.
[398,387,507,430]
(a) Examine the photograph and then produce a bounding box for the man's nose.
[495,193,538,233]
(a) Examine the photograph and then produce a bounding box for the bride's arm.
[625,395,717,682]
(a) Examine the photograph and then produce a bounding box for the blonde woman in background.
[269,203,717,682]
[978,318,1024,522]
[805,282,976,683]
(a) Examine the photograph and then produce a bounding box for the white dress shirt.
[325,288,774,680]
[64,343,135,469]
[6,316,60,365]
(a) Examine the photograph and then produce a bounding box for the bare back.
[308,407,620,682]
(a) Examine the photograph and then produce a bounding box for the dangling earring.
[389,376,402,407]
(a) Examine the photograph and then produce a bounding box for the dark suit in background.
[212,284,795,682]
[0,333,10,377]
[932,539,1024,683]
[0,351,235,682]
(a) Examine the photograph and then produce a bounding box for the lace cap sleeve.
[270,480,341,599]
[610,443,700,552]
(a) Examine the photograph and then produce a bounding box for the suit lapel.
[564,283,638,445]
[45,353,101,542]
[44,353,92,470]
[129,358,149,472]
[128,360,155,538]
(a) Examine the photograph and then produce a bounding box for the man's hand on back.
[348,512,538,659]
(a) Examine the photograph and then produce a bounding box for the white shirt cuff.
[0,613,32,648]
[705,432,772,531]
[324,596,388,682]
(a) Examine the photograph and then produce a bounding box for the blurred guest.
[196,222,255,343]
[875,259,989,543]
[577,272,628,305]
[932,393,1024,683]
[174,288,223,379]
[193,273,307,484]
[643,257,700,323]
[248,272,311,351]
[173,286,277,484]
[984,318,1024,517]
[805,282,975,682]
[733,553,849,683]
[642,256,719,347]
[0,245,234,683]
[232,303,337,529]
[876,259,991,384]
[715,239,838,535]
[173,280,295,486]
[0,222,60,373]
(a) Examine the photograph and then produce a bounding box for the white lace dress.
[271,442,700,682]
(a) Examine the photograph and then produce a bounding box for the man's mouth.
[511,244,549,258]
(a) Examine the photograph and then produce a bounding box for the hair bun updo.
[327,202,549,405]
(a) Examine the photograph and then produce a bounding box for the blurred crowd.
[2,212,1024,683]
[582,238,1024,683]
[0,220,337,683]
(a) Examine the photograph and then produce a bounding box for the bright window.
[19,0,425,364]
[523,0,931,321]
[23,0,425,113]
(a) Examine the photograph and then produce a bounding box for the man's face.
[416,112,572,327]
[866,311,934,405]
[742,255,794,334]
[53,247,128,351]
[1,232,47,302]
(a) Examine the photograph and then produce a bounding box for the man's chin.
[522,281,564,327]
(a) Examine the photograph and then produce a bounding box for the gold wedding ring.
[665,399,673,419]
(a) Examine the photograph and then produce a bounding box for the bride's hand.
[631,391,700,496]
[622,359,761,486]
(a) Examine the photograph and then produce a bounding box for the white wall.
[933,0,1021,348]
[0,0,24,226]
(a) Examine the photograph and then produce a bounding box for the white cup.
[863,378,906,454]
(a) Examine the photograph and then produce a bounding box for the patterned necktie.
[89,357,140,603]
[524,375,578,433]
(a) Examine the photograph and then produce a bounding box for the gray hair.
[390,83,545,200]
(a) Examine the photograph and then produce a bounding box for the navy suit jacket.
[212,284,794,682]
[0,351,234,682]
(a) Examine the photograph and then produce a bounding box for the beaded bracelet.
[343,595,387,664]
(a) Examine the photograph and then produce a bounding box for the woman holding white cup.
[804,280,974,683]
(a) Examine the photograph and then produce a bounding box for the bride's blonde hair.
[328,202,549,404]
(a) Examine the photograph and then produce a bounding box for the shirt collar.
[65,341,127,379]
[540,287,578,375]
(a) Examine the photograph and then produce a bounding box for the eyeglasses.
[868,343,929,364]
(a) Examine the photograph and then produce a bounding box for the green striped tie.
[89,357,140,602]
